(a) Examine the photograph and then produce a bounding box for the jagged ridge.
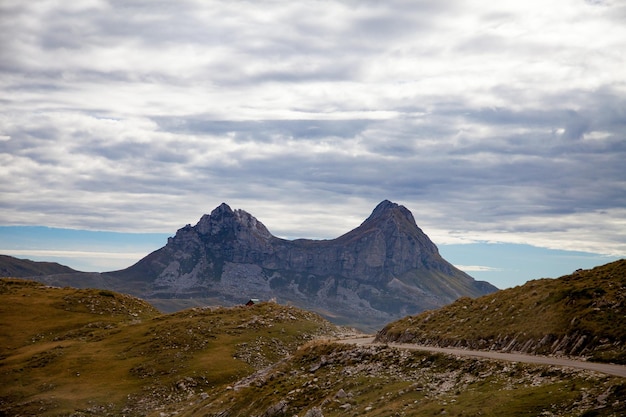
[105,200,497,330]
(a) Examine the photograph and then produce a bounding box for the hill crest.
[0,278,347,417]
[376,259,626,363]
[0,254,77,277]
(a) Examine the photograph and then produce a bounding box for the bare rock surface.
[42,201,498,330]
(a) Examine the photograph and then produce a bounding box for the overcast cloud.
[1,0,625,257]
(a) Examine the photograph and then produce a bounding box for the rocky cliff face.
[107,200,497,329]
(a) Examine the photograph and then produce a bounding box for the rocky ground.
[176,342,626,417]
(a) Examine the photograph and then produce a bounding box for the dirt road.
[338,337,626,378]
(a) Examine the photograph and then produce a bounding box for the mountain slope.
[0,278,346,417]
[0,254,77,277]
[102,200,497,330]
[376,259,626,363]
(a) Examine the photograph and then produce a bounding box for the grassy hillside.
[0,254,77,277]
[1,277,625,417]
[0,278,345,417]
[377,259,626,363]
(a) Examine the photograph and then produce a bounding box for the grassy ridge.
[0,254,77,277]
[0,278,343,416]
[377,259,626,363]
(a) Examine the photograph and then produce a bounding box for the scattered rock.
[263,399,289,417]
[334,388,347,399]
[303,406,324,417]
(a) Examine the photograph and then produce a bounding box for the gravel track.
[338,336,626,378]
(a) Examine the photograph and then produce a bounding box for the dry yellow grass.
[377,260,626,362]
[0,278,341,416]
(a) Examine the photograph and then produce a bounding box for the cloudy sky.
[1,0,625,288]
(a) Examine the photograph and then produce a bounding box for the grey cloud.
[154,118,374,141]
[147,94,626,225]
[39,1,204,48]
[562,111,590,141]
[0,0,624,257]
[73,140,189,164]
[468,107,557,128]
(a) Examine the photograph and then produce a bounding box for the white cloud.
[0,0,624,259]
[454,265,503,273]
[0,249,145,260]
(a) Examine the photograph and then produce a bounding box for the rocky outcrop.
[103,200,496,330]
[376,328,616,358]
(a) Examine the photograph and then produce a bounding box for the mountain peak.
[195,203,272,239]
[363,200,417,229]
[213,202,234,215]
[370,199,398,216]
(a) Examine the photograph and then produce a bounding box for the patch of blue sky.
[439,243,620,289]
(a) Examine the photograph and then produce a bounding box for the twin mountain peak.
[107,200,497,330]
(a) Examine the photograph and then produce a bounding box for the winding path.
[338,337,626,378]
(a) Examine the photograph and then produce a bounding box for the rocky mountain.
[103,200,496,329]
[376,259,626,363]
[0,254,77,277]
